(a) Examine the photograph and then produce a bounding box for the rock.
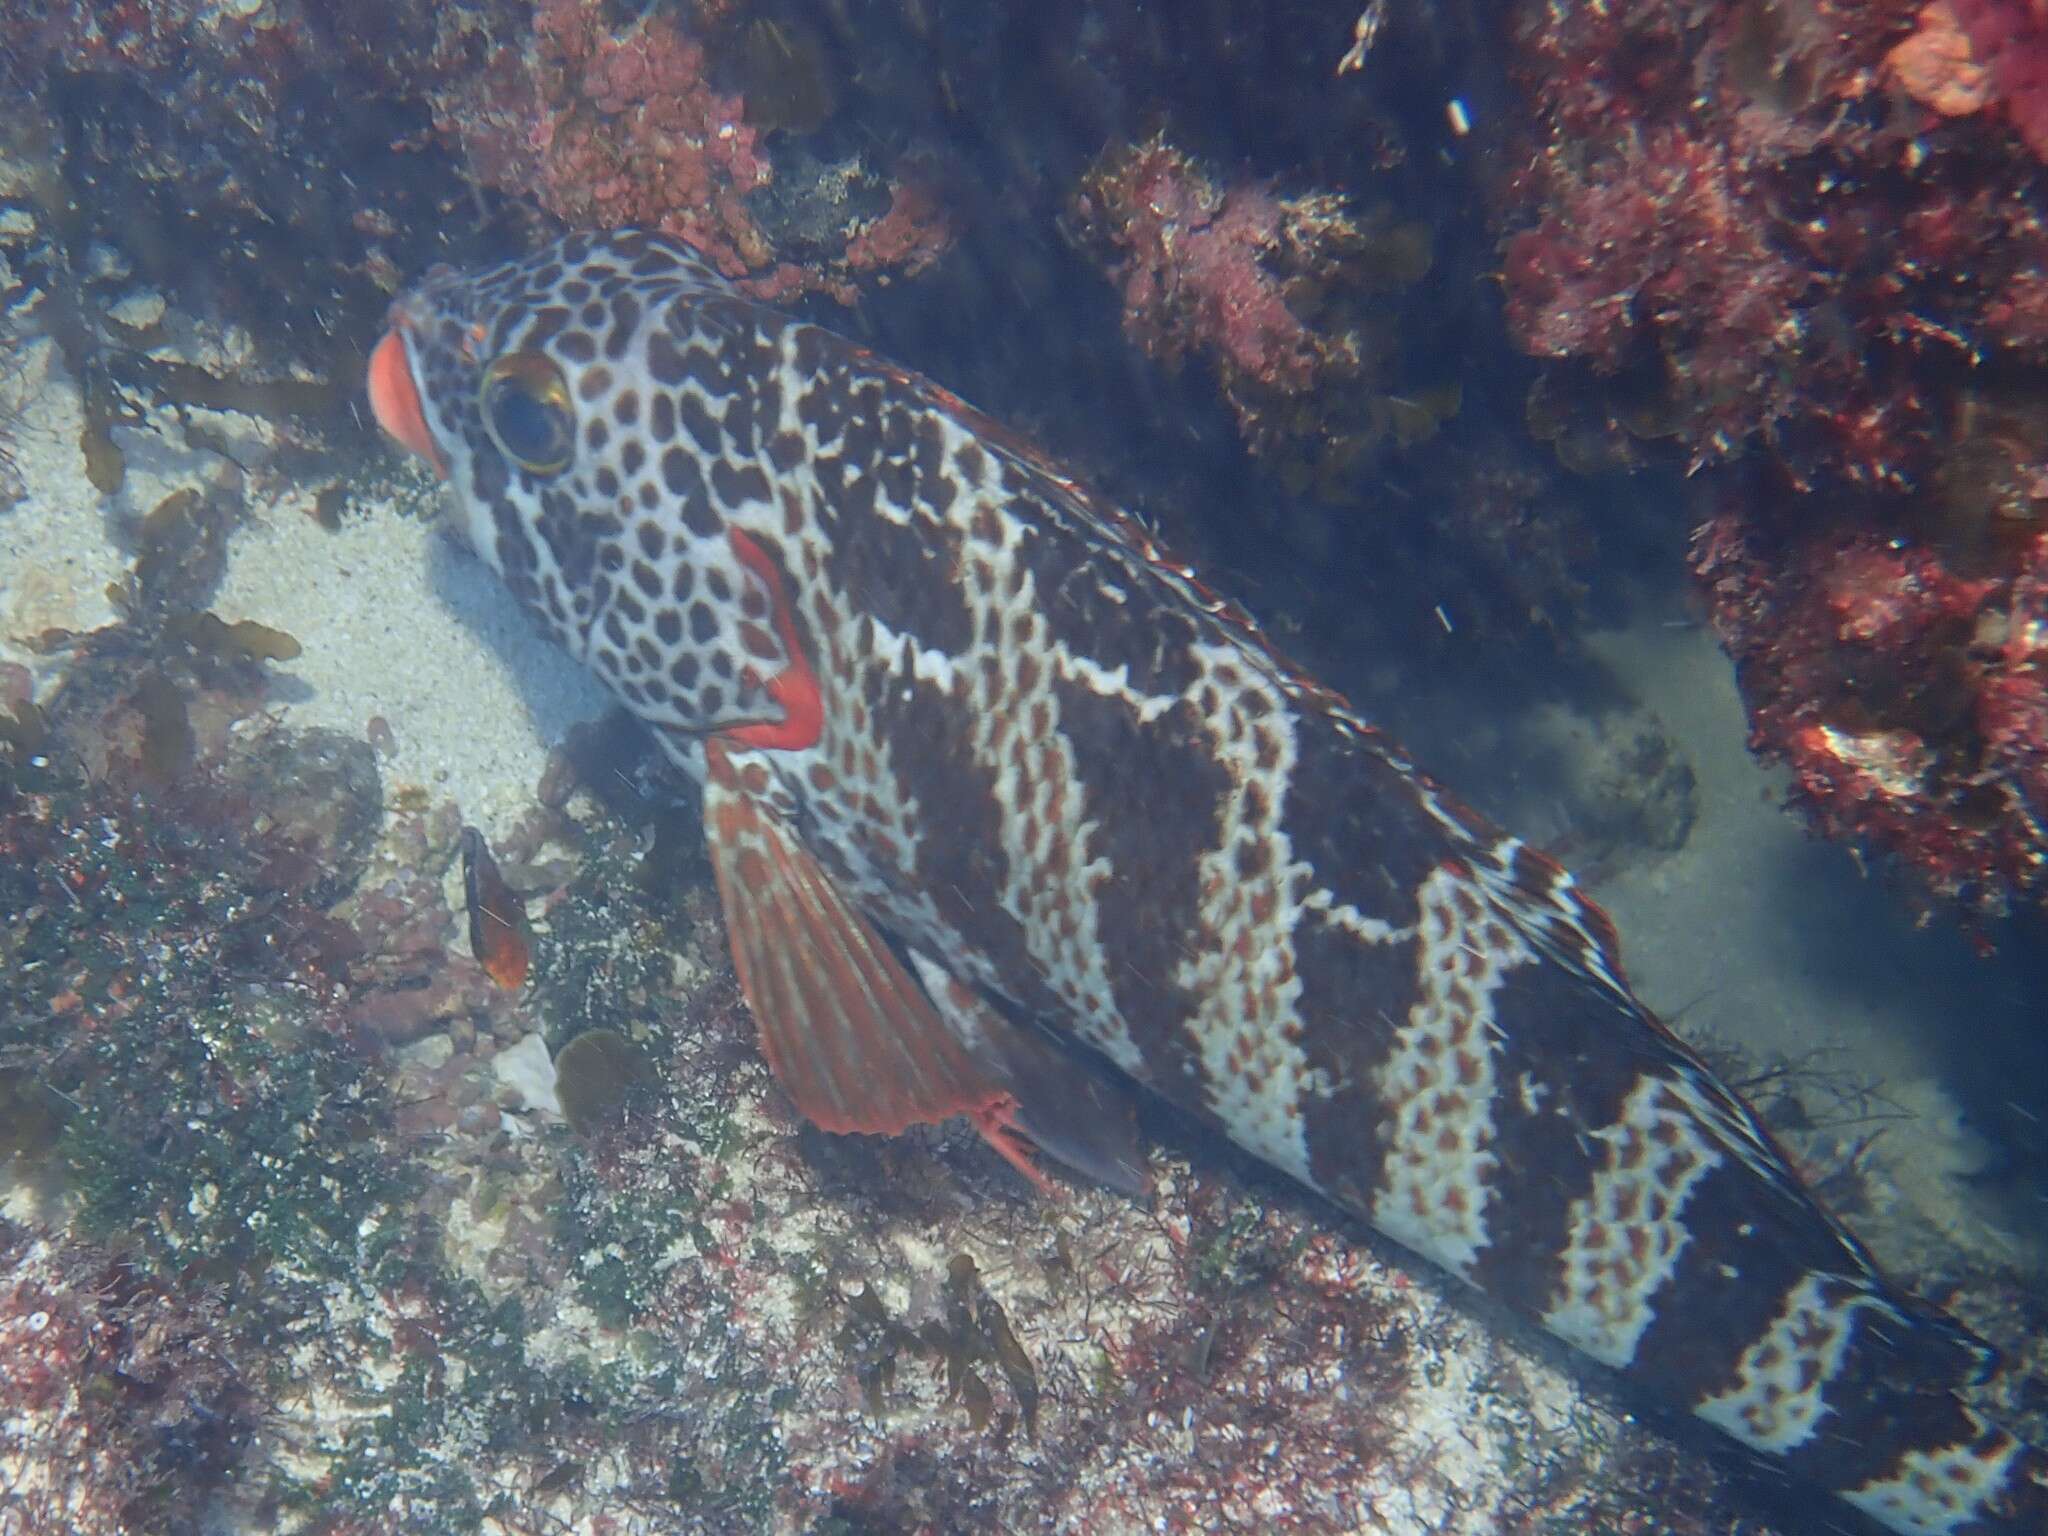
[492,1032,562,1119]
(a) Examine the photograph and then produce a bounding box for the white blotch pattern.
[948,453,1153,1076]
[1542,1075,1724,1368]
[1693,1272,1885,1454]
[1370,865,1531,1281]
[1176,640,1320,1185]
[1841,1413,2025,1536]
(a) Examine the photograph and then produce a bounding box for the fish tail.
[1348,784,2047,1536]
[1676,1259,2043,1535]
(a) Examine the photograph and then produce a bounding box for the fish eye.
[478,351,575,476]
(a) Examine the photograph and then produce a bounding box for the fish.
[460,825,533,991]
[366,229,2048,1536]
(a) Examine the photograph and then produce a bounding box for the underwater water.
[2,4,2046,1535]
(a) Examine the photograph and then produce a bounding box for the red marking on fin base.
[701,742,1029,1176]
[722,529,822,751]
[967,1095,1057,1197]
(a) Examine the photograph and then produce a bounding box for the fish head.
[369,234,719,575]
[365,230,814,741]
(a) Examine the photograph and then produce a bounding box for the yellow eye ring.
[478,351,575,476]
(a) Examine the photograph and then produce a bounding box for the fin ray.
[702,741,1009,1140]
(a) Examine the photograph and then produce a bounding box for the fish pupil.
[485,377,570,471]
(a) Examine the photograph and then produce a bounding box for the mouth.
[366,322,449,480]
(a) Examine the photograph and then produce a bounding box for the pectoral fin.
[700,740,1048,1190]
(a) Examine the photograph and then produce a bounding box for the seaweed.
[836,1252,1040,1437]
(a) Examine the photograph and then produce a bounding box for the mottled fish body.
[368,230,2046,1536]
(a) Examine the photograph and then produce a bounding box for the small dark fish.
[460,825,531,991]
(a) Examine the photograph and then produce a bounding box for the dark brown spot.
[647,326,689,385]
[606,294,641,359]
[712,460,771,506]
[681,396,722,454]
[662,447,701,498]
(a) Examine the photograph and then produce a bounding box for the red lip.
[366,326,448,480]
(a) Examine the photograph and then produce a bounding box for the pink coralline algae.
[1889,2,1998,120]
[1082,136,1323,398]
[1500,0,2048,489]
[513,0,771,277]
[1502,125,1812,470]
[1692,509,2048,925]
[432,0,955,298]
[1941,0,2048,157]
[1072,134,1444,485]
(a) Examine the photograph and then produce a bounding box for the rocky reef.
[0,605,1794,1534]
[1499,0,2048,929]
[2,1,2046,1533]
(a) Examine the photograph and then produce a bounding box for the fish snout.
[366,323,448,480]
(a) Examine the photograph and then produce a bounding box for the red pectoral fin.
[701,741,1021,1159]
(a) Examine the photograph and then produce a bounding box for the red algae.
[1091,139,1320,396]
[1072,133,1442,481]
[1500,0,2048,925]
[1691,509,2048,924]
[1500,0,2048,487]
[428,0,956,297]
